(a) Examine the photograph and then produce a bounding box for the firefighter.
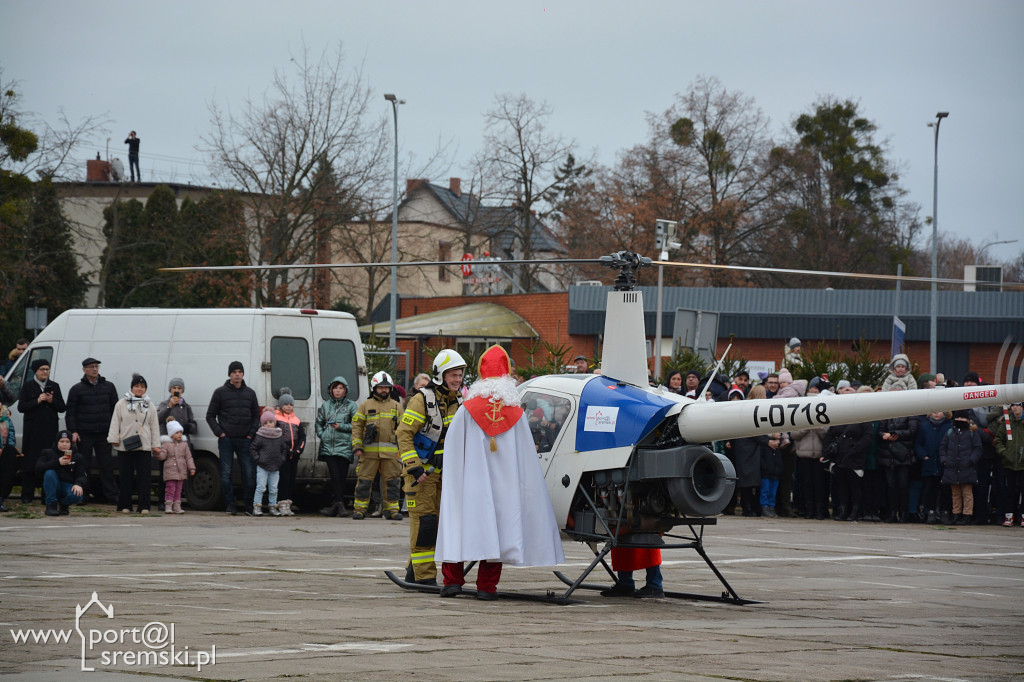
[351,371,404,521]
[395,349,466,584]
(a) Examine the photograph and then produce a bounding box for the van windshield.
[5,347,52,404]
[318,339,360,402]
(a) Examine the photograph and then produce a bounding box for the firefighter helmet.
[370,371,393,390]
[431,349,467,385]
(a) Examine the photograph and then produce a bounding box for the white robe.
[435,408,565,567]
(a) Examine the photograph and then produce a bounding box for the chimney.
[87,158,112,182]
[406,178,428,196]
[449,177,461,197]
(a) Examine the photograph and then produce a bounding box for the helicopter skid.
[384,570,582,605]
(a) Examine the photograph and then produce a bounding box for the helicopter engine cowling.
[568,444,737,538]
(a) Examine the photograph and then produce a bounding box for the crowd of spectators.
[684,356,1023,527]
[1,338,1021,530]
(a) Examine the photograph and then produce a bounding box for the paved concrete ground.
[1,506,1022,681]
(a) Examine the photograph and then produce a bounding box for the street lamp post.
[928,111,948,375]
[384,94,404,354]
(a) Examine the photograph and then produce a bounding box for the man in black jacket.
[65,358,119,503]
[35,430,87,515]
[17,359,65,503]
[206,361,260,515]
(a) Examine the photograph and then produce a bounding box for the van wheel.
[184,455,221,511]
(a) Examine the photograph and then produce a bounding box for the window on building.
[438,241,451,282]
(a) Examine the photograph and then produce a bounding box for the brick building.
[379,285,1023,387]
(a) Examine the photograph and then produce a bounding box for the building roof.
[360,302,538,340]
[568,286,1024,343]
[414,182,567,255]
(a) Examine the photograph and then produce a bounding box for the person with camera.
[65,357,119,504]
[316,376,358,517]
[124,131,141,182]
[108,374,161,513]
[157,377,198,511]
[17,359,66,504]
[35,430,87,516]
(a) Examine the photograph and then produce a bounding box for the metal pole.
[385,95,402,352]
[929,111,948,375]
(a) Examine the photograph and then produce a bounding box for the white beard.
[466,376,520,407]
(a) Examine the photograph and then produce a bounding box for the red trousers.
[442,560,502,593]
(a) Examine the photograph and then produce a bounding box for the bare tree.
[649,76,780,285]
[199,43,389,306]
[481,93,574,291]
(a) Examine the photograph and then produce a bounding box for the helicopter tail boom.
[677,383,1024,443]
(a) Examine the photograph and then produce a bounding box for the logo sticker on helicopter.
[584,406,619,432]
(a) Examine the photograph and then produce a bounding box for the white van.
[3,308,368,510]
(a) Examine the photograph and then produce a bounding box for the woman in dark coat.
[914,412,951,523]
[878,414,920,523]
[16,359,65,503]
[728,435,769,517]
[824,421,872,521]
[940,410,982,525]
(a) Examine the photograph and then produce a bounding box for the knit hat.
[685,370,701,380]
[56,429,72,444]
[778,368,793,384]
[918,373,936,384]
[788,337,801,348]
[167,420,184,437]
[836,379,851,391]
[727,384,745,400]
[277,392,295,407]
[131,373,147,388]
[962,371,981,385]
[808,376,821,389]
[261,409,276,424]
[168,377,185,391]
[31,358,49,372]
[228,361,244,374]
[952,410,973,421]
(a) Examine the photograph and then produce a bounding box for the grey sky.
[3,0,1022,260]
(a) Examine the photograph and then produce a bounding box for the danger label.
[963,389,997,400]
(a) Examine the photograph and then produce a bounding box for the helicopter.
[162,251,1024,604]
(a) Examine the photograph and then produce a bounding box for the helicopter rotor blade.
[158,258,603,273]
[654,259,1024,291]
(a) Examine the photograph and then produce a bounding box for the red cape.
[463,396,524,437]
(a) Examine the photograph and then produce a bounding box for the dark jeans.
[278,457,299,501]
[117,450,153,511]
[834,468,862,516]
[0,444,19,500]
[973,458,994,521]
[78,433,118,502]
[43,470,84,506]
[885,465,911,518]
[324,457,350,504]
[1005,469,1024,518]
[862,469,885,517]
[219,437,256,512]
[128,153,140,181]
[797,457,828,517]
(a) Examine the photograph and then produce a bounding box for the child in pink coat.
[155,420,195,514]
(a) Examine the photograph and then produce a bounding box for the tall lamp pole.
[384,94,404,353]
[928,111,948,375]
